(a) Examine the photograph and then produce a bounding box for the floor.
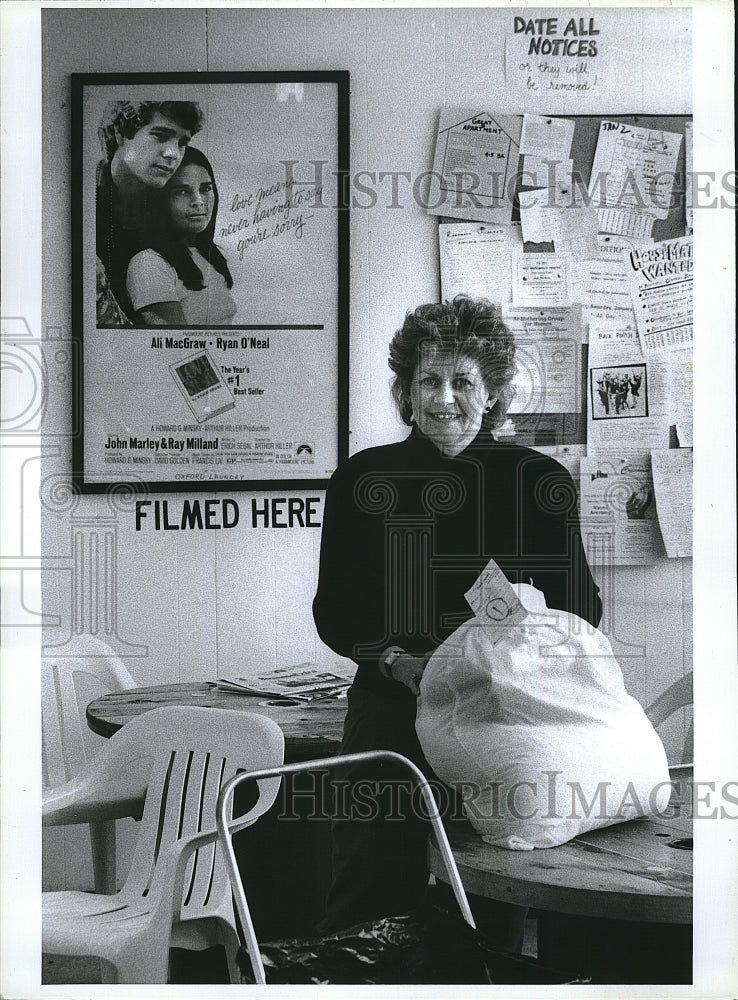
[42,920,539,984]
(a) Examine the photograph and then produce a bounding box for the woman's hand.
[390,653,429,696]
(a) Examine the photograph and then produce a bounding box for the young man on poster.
[95,99,204,324]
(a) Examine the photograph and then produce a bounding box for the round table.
[86,681,346,762]
[428,787,693,983]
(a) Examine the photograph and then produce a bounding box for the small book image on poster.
[169,350,235,423]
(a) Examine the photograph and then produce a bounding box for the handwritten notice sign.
[74,73,349,491]
[505,14,602,97]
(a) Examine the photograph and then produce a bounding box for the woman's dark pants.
[318,684,527,953]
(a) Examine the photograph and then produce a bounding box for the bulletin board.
[439,113,691,448]
[520,114,690,239]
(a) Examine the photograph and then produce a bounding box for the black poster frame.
[71,71,350,493]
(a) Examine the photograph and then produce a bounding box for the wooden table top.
[429,803,692,924]
[86,682,347,761]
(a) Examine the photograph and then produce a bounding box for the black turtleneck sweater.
[313,427,602,697]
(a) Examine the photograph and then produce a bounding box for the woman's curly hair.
[388,296,517,431]
[97,100,204,161]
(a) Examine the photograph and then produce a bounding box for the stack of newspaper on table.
[216,662,354,703]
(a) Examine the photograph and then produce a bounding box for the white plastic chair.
[42,706,285,984]
[213,750,477,985]
[42,634,137,894]
[645,670,693,766]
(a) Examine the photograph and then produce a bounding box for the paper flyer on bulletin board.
[426,107,522,223]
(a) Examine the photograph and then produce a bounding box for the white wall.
[41,6,692,890]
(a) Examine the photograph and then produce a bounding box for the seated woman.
[313,296,602,939]
[126,146,237,326]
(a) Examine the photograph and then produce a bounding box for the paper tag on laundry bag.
[464,558,529,643]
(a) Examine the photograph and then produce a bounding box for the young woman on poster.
[126,146,237,327]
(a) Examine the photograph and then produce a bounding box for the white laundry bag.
[416,577,671,850]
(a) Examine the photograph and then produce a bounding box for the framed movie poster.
[72,72,349,492]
